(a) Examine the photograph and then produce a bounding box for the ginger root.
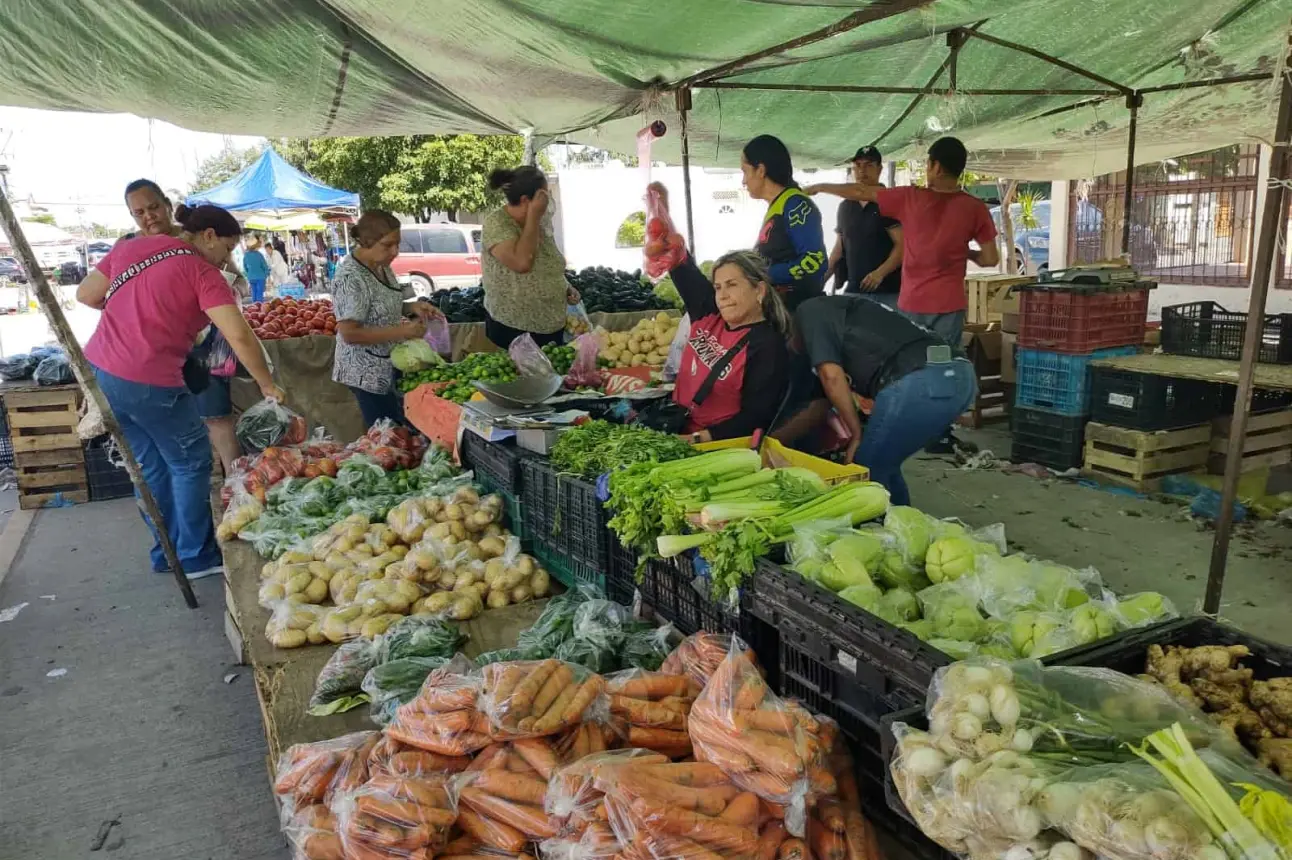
[1257,737,1292,778]
[1250,678,1292,737]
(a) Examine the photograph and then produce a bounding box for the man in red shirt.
[805,137,999,345]
[805,137,1000,452]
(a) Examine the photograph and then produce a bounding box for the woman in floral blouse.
[331,210,442,427]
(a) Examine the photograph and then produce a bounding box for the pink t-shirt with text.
[877,186,997,314]
[85,235,238,387]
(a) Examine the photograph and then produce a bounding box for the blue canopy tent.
[185,148,359,215]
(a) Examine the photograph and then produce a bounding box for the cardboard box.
[961,323,1002,377]
[966,274,1031,324]
[1000,331,1018,384]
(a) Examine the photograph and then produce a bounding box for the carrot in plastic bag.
[274,730,379,809]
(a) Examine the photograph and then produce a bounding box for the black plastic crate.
[1161,301,1292,364]
[1010,405,1087,470]
[1089,367,1221,430]
[1220,386,1292,415]
[744,558,946,700]
[642,552,739,637]
[519,458,609,571]
[458,431,524,494]
[606,536,638,607]
[0,435,12,471]
[779,611,923,752]
[84,435,133,502]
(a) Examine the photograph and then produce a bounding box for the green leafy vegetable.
[550,420,695,479]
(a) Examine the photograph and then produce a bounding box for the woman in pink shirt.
[77,204,283,580]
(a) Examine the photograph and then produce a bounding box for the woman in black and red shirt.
[669,249,792,442]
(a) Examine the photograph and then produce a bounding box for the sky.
[0,107,261,230]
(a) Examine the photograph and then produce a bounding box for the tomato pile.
[244,298,337,340]
[222,423,428,504]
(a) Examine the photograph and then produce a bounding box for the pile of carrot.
[275,731,380,860]
[368,735,474,779]
[335,772,458,859]
[385,671,491,756]
[660,632,756,687]
[687,643,837,830]
[606,670,699,759]
[455,740,561,852]
[545,749,669,856]
[481,659,607,739]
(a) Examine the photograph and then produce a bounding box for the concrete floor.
[0,498,287,860]
[0,450,1289,859]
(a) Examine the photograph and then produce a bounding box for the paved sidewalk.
[0,498,287,859]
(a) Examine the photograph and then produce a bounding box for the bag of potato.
[480,540,552,611]
[318,580,424,644]
[258,555,332,608]
[266,601,329,649]
[216,481,264,542]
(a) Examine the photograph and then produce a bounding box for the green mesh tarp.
[0,0,1285,176]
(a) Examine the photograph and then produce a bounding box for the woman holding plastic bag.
[331,210,445,428]
[481,165,580,349]
[76,204,283,580]
[647,183,791,443]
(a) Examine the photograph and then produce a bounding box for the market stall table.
[1090,352,1292,391]
[219,535,550,772]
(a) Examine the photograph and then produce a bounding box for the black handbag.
[182,352,210,394]
[633,331,753,433]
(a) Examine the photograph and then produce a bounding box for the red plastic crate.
[1017,286,1150,353]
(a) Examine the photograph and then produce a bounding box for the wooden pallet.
[14,447,87,509]
[957,377,1012,428]
[1082,421,1211,491]
[1208,409,1292,475]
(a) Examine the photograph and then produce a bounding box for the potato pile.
[261,485,550,650]
[597,313,680,369]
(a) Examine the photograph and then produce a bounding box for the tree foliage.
[615,211,646,248]
[273,135,525,221]
[191,142,264,193]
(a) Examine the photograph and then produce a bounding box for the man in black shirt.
[826,146,902,305]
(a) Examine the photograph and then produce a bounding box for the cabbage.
[920,583,986,642]
[1113,591,1177,627]
[838,583,883,611]
[884,506,935,567]
[1069,603,1118,643]
[899,619,934,641]
[925,536,979,583]
[827,533,885,573]
[928,638,979,660]
[877,587,921,622]
[875,549,932,592]
[391,338,442,372]
[819,534,882,591]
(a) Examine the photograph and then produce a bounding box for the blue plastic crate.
[1014,346,1138,415]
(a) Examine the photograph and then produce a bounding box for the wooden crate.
[14,447,87,509]
[957,377,1011,428]
[966,274,1031,325]
[1208,409,1292,475]
[1082,421,1211,491]
[5,387,81,454]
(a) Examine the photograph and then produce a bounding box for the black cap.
[850,145,882,164]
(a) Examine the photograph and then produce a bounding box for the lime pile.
[397,351,519,402]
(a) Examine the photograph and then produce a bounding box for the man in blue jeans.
[792,295,976,506]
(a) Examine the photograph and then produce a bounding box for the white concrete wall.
[551,164,848,271]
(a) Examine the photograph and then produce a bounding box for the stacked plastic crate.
[1010,279,1151,469]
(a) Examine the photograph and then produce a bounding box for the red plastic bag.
[563,333,604,390]
[643,184,688,280]
[423,314,451,358]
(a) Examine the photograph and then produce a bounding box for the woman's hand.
[260,381,287,402]
[566,286,581,304]
[530,188,551,220]
[397,318,427,340]
[844,434,861,464]
[411,299,444,322]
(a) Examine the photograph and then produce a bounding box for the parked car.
[0,256,27,283]
[389,223,483,296]
[991,199,1158,276]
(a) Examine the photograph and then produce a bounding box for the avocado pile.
[566,267,677,314]
[428,285,487,322]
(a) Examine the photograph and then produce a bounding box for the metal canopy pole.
[1204,48,1292,615]
[0,192,198,609]
[677,88,697,252]
[1121,92,1143,256]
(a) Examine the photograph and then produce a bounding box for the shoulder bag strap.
[103,246,199,305]
[690,330,754,408]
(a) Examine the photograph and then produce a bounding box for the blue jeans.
[94,368,222,574]
[249,278,266,303]
[855,360,976,506]
[349,385,407,429]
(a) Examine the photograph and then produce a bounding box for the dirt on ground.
[902,426,1292,645]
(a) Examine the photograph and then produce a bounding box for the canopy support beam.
[1121,92,1143,256]
[695,82,1120,97]
[959,29,1131,94]
[1204,37,1292,615]
[676,0,934,87]
[676,89,696,251]
[0,191,198,610]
